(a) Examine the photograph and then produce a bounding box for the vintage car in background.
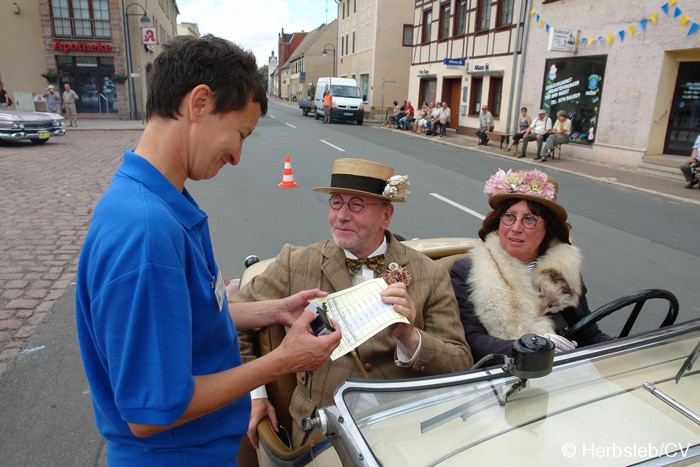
[0,109,66,144]
[234,238,699,467]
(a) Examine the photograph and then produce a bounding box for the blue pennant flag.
[640,18,647,31]
[536,14,540,22]
[661,3,669,15]
[597,35,604,42]
[689,22,699,35]
[674,7,682,18]
[545,23,550,32]
[581,38,588,46]
[618,30,625,41]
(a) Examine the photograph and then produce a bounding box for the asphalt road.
[0,102,697,465]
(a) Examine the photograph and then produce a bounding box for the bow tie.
[345,255,385,276]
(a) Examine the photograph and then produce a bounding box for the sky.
[176,0,338,68]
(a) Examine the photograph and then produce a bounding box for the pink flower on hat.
[483,169,557,201]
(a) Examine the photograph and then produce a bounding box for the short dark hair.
[521,107,527,112]
[478,198,571,256]
[146,34,268,121]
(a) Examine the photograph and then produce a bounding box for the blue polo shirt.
[76,150,249,465]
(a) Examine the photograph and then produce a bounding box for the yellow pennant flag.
[606,34,614,46]
[530,8,536,15]
[589,37,596,46]
[650,12,658,24]
[628,25,636,37]
[540,18,545,27]
[669,0,677,5]
[680,15,690,26]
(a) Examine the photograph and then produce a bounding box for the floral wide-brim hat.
[484,169,568,222]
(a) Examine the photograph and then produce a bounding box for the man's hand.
[273,310,341,374]
[247,398,277,449]
[276,288,328,327]
[381,283,419,352]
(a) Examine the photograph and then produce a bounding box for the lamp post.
[321,43,336,76]
[123,1,150,120]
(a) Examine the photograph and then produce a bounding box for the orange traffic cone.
[278,154,298,188]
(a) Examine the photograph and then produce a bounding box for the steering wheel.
[563,289,678,340]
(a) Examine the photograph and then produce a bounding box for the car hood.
[0,110,63,121]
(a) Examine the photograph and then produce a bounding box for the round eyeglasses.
[329,194,386,213]
[500,211,543,230]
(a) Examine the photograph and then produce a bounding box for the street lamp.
[123,1,150,120]
[321,43,336,76]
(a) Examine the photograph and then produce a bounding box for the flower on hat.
[382,175,411,201]
[483,169,557,201]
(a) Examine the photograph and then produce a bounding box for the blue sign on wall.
[443,58,466,66]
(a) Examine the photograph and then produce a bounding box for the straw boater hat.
[313,158,410,202]
[483,169,567,222]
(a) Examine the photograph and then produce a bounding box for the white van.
[314,77,364,125]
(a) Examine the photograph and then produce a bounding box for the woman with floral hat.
[450,169,610,364]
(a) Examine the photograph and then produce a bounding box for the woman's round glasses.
[500,211,542,230]
[329,195,386,213]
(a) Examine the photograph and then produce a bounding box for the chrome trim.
[643,382,700,425]
[0,132,26,140]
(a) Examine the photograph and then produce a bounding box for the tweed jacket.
[235,233,473,447]
[450,235,610,362]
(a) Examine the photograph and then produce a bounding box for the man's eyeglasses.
[329,194,386,213]
[500,211,543,230]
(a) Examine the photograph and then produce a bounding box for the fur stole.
[467,235,583,340]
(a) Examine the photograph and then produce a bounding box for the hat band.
[331,173,386,195]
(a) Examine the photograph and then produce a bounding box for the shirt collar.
[344,236,387,260]
[117,150,206,230]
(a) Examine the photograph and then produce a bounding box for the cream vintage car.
[236,238,698,467]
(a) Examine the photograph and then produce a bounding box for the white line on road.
[430,193,485,220]
[285,123,296,128]
[269,115,276,119]
[321,140,346,152]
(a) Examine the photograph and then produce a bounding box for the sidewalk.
[376,124,700,206]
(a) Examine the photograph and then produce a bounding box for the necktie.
[345,255,384,276]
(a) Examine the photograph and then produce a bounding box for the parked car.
[233,237,698,467]
[299,96,316,116]
[0,109,66,145]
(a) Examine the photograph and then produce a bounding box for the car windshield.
[330,85,360,98]
[334,324,700,466]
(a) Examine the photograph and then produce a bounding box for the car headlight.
[11,121,24,130]
[52,120,64,127]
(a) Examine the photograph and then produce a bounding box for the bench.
[487,130,511,149]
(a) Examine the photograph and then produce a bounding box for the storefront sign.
[548,28,578,53]
[473,64,489,71]
[142,27,157,45]
[443,58,465,66]
[54,40,113,53]
[417,69,431,76]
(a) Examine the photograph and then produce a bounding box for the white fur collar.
[467,235,583,340]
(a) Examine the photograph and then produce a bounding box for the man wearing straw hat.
[235,157,473,449]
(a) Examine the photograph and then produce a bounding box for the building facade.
[337,0,414,118]
[408,0,526,135]
[521,0,700,166]
[0,0,178,119]
[285,20,337,102]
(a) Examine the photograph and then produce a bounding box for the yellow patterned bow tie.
[345,255,385,276]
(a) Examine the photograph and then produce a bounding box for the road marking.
[17,346,45,358]
[321,140,346,152]
[269,115,276,119]
[285,123,296,128]
[430,193,485,220]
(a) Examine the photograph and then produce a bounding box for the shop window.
[541,55,607,145]
[476,0,491,32]
[50,0,111,39]
[422,9,432,43]
[454,0,467,36]
[470,78,483,115]
[497,0,514,28]
[489,77,503,117]
[439,3,451,40]
[403,25,414,46]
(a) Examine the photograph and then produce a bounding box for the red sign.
[54,40,113,53]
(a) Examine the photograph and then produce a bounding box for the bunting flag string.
[530,0,699,47]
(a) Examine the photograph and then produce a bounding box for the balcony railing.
[52,17,112,40]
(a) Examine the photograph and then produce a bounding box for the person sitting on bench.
[539,110,571,162]
[475,105,494,145]
[519,109,552,159]
[505,107,532,155]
